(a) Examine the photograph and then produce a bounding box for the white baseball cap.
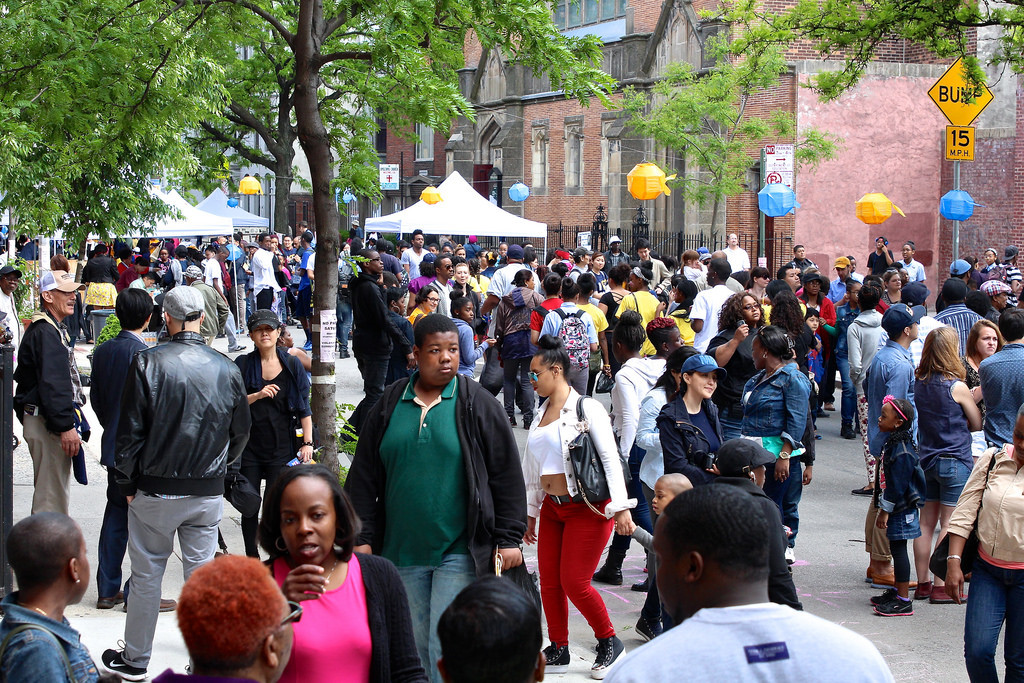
[39,270,85,293]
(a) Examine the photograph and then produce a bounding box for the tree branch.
[196,0,295,45]
[313,51,373,68]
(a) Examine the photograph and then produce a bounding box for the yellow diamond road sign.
[928,58,993,127]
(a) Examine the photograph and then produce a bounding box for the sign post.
[928,58,992,260]
[760,144,794,267]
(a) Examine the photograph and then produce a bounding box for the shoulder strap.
[575,396,587,423]
[554,308,568,320]
[0,623,75,680]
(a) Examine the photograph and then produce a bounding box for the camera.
[693,451,715,471]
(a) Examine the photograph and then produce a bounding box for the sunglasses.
[528,366,554,382]
[280,600,303,627]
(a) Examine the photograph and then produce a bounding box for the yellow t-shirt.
[469,275,490,295]
[618,291,661,356]
[407,307,429,327]
[578,302,609,334]
[669,310,696,347]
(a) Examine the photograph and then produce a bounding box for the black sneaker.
[592,563,623,586]
[591,636,624,679]
[543,642,570,674]
[874,596,914,617]
[870,588,898,606]
[102,649,148,681]
[634,617,663,642]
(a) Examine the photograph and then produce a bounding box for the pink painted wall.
[795,75,948,287]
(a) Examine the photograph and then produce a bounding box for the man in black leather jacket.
[102,286,250,681]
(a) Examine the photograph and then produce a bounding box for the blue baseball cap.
[950,259,971,277]
[681,353,727,379]
[880,303,925,338]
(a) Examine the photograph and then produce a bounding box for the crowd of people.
[3,226,1024,683]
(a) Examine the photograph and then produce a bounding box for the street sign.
[379,163,400,191]
[945,126,975,161]
[928,58,993,127]
[764,144,794,187]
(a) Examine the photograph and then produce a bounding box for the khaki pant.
[23,413,72,514]
[864,501,892,563]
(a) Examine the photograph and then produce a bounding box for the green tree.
[723,0,1019,99]
[623,41,839,237]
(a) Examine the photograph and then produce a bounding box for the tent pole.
[543,234,547,268]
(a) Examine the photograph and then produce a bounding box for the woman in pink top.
[260,465,427,683]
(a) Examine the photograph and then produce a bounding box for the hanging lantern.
[420,186,442,204]
[238,175,263,195]
[342,190,356,204]
[508,182,530,202]
[757,183,800,217]
[226,197,240,208]
[939,189,981,221]
[855,192,905,225]
[627,163,676,200]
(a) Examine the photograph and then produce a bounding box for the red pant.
[538,497,615,645]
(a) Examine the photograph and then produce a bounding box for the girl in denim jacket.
[871,397,925,617]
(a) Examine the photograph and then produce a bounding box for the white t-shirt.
[401,248,426,280]
[486,263,529,299]
[203,258,221,288]
[605,603,894,683]
[690,284,735,352]
[252,248,280,293]
[725,246,751,273]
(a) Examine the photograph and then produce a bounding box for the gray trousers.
[123,493,222,668]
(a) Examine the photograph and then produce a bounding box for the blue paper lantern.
[226,197,240,208]
[508,182,530,202]
[757,183,800,217]
[939,189,980,221]
[342,190,356,204]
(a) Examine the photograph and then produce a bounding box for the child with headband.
[870,396,926,617]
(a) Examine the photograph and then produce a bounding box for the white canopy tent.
[365,172,547,244]
[195,188,270,228]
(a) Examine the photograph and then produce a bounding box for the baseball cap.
[507,244,525,260]
[696,247,710,255]
[715,439,776,477]
[163,286,205,321]
[1005,245,1018,261]
[834,256,851,269]
[39,270,85,293]
[698,250,712,262]
[247,309,282,332]
[901,281,930,307]
[555,250,573,261]
[981,279,1012,296]
[950,259,972,277]
[0,265,22,279]
[421,252,437,264]
[801,271,829,287]
[184,265,205,280]
[880,303,925,338]
[681,353,727,379]
[608,236,621,244]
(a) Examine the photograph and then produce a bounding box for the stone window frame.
[563,115,584,196]
[414,123,434,161]
[531,120,550,195]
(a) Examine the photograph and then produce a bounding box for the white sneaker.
[785,547,795,564]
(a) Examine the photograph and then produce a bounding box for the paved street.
[7,331,998,681]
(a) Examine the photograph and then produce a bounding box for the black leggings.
[240,460,287,558]
[890,539,911,583]
[256,288,275,311]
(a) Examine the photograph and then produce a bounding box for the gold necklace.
[22,604,48,617]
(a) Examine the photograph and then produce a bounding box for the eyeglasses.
[427,296,440,303]
[528,367,554,382]
[742,304,760,311]
[280,600,303,627]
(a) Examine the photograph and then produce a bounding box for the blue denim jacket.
[865,340,915,457]
[878,437,926,515]
[834,304,859,358]
[0,593,99,682]
[741,362,811,450]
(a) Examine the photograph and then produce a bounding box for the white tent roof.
[148,187,234,237]
[365,171,546,238]
[195,188,270,228]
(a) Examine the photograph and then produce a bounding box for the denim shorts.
[886,507,922,541]
[925,456,972,507]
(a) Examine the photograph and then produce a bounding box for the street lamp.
[239,175,263,195]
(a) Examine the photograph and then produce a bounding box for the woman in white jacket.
[594,311,680,587]
[523,335,636,679]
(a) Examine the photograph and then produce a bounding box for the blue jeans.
[336,298,353,351]
[762,457,802,548]
[837,355,856,424]
[719,412,743,441]
[610,445,653,553]
[97,467,129,598]
[964,558,1024,683]
[396,553,476,683]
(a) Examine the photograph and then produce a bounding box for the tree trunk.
[293,0,341,474]
[273,157,292,234]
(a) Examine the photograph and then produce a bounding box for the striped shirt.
[934,303,982,356]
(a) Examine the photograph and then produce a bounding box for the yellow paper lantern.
[627,163,676,200]
[238,175,263,195]
[420,186,443,205]
[855,192,906,225]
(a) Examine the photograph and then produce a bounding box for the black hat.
[247,309,283,332]
[0,265,22,279]
[715,439,776,477]
[901,281,930,307]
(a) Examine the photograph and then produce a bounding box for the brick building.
[377,0,1022,279]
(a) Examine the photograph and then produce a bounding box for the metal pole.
[1,343,14,596]
[758,149,767,261]
[952,160,961,260]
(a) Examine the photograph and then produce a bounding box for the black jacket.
[346,376,527,577]
[14,312,77,433]
[114,331,250,497]
[81,254,119,284]
[356,554,428,683]
[714,477,803,611]
[90,331,149,467]
[879,437,926,516]
[657,396,724,487]
[350,272,411,357]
